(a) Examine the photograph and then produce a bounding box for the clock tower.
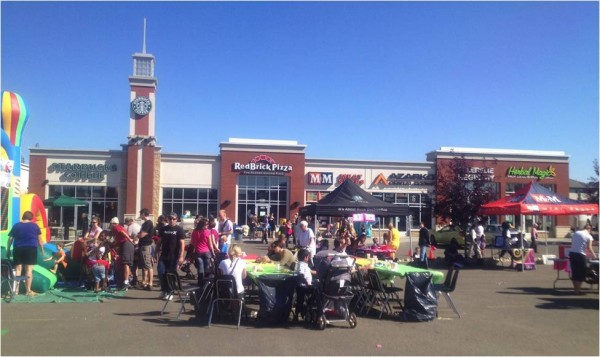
[125,19,160,218]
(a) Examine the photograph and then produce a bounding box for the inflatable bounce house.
[1,91,57,293]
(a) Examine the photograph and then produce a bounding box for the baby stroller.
[180,244,196,280]
[306,254,357,330]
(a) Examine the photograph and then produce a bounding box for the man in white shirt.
[296,220,316,258]
[218,209,234,253]
[569,224,597,294]
[124,217,142,286]
[474,221,485,259]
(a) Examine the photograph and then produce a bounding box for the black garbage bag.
[256,274,300,326]
[401,272,437,322]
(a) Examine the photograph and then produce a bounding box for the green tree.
[433,156,497,256]
[585,159,598,204]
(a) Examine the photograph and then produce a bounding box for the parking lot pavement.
[1,241,598,356]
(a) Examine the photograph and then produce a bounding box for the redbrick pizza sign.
[232,155,292,176]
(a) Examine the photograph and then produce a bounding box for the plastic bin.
[233,225,243,241]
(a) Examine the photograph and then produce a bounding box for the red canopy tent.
[479,181,598,216]
[479,180,598,260]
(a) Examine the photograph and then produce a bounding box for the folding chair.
[432,267,461,318]
[161,272,200,319]
[365,269,403,319]
[351,269,370,313]
[1,260,27,302]
[208,277,246,329]
[195,274,216,315]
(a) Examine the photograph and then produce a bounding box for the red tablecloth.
[241,254,260,261]
[356,246,395,258]
[553,259,571,272]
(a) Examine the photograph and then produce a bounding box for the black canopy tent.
[299,179,409,217]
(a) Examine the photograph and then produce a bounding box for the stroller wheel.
[304,310,312,325]
[348,312,357,329]
[317,315,327,330]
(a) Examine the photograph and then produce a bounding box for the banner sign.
[0,160,14,188]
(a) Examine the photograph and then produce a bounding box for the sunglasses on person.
[91,221,98,224]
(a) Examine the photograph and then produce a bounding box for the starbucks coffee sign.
[48,162,118,182]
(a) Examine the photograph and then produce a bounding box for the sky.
[1,1,598,182]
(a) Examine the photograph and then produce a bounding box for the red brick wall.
[141,146,156,212]
[435,158,570,226]
[220,151,306,223]
[125,146,138,215]
[28,155,47,198]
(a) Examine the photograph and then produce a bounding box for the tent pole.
[521,214,525,272]
[408,215,412,260]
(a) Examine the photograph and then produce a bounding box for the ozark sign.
[232,155,293,176]
[372,172,435,186]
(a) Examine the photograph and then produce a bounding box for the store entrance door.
[256,204,270,239]
[256,204,270,222]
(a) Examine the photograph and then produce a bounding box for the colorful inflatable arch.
[20,193,50,243]
[1,91,55,292]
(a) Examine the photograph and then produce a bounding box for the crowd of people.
[6,207,598,300]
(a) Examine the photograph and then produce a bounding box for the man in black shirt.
[418,222,431,269]
[137,208,154,291]
[156,212,185,300]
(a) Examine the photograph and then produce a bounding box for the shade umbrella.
[43,195,89,240]
[479,180,598,268]
[44,195,88,207]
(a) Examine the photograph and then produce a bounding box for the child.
[295,249,316,321]
[371,237,381,249]
[412,246,420,261]
[87,247,110,293]
[44,243,68,278]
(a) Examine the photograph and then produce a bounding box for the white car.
[484,224,520,245]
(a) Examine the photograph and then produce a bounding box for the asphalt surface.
[1,237,599,356]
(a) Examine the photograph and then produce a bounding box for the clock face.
[131,96,152,116]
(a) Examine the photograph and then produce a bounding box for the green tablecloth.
[246,263,297,282]
[374,264,445,284]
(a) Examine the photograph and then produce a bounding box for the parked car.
[484,224,520,246]
[430,225,466,247]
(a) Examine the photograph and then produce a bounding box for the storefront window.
[162,187,218,218]
[238,175,289,225]
[183,188,197,200]
[173,188,183,200]
[47,185,118,234]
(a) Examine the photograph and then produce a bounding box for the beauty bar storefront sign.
[48,162,118,182]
